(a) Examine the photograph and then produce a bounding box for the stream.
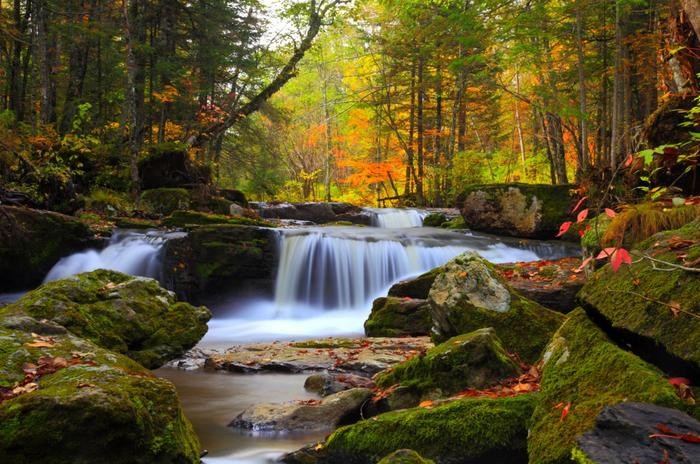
[5,208,581,463]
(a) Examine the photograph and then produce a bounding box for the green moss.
[321,394,536,464]
[141,188,191,215]
[441,216,466,229]
[163,210,275,228]
[571,448,596,464]
[3,270,211,369]
[291,339,356,349]
[578,218,700,370]
[423,213,447,228]
[114,217,160,229]
[375,328,519,396]
[0,314,200,463]
[528,308,690,464]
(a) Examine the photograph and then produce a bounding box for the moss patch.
[320,394,536,464]
[423,213,447,228]
[378,450,435,464]
[528,308,692,464]
[4,270,211,369]
[141,188,190,215]
[163,210,275,228]
[375,328,520,397]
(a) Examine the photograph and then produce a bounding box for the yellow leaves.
[152,85,180,104]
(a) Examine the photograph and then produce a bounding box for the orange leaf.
[560,402,571,421]
[419,400,434,408]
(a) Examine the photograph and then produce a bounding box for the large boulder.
[162,224,277,301]
[429,252,565,363]
[7,270,211,369]
[230,388,372,432]
[365,297,432,337]
[387,270,439,300]
[574,402,700,464]
[458,183,573,239]
[578,218,700,374]
[299,394,536,464]
[528,308,693,464]
[0,312,201,463]
[375,328,520,401]
[0,205,95,291]
[138,143,210,190]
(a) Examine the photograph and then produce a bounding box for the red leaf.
[572,197,588,213]
[577,209,589,224]
[611,248,632,272]
[669,377,691,386]
[596,248,617,260]
[560,402,571,421]
[556,221,573,238]
[574,257,593,273]
[578,230,585,237]
[605,208,617,218]
[624,154,634,168]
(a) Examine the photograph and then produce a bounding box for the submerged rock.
[458,183,573,239]
[378,450,436,464]
[574,402,700,464]
[230,388,372,432]
[578,218,700,374]
[297,394,536,464]
[429,252,565,363]
[0,312,201,463]
[304,372,375,396]
[0,205,95,291]
[365,297,432,337]
[7,270,211,369]
[375,328,519,404]
[528,308,693,464]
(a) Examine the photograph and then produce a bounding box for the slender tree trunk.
[404,59,416,196]
[36,0,56,124]
[514,73,526,171]
[610,0,623,170]
[416,55,425,206]
[575,0,589,178]
[322,66,333,202]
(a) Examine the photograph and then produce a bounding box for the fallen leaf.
[669,301,682,317]
[560,402,571,421]
[25,341,54,348]
[419,400,434,408]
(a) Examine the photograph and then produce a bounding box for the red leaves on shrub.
[557,221,573,237]
[572,197,588,213]
[596,247,632,272]
[574,257,593,273]
[577,209,589,224]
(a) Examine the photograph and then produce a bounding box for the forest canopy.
[0,0,699,208]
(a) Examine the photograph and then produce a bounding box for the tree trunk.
[575,0,590,177]
[416,54,425,206]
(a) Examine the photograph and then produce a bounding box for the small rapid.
[367,207,425,228]
[43,229,180,283]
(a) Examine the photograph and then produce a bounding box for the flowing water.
[15,208,580,464]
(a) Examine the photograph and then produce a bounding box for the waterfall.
[272,227,575,311]
[43,230,176,283]
[367,208,425,228]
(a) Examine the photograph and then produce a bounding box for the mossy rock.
[114,217,160,229]
[162,210,275,228]
[387,269,440,300]
[141,188,191,215]
[364,297,432,337]
[317,394,536,464]
[458,183,574,239]
[0,312,200,463]
[429,252,566,363]
[0,205,95,291]
[423,213,447,228]
[528,308,693,464]
[162,224,277,300]
[5,270,211,369]
[375,328,520,399]
[578,218,700,374]
[378,450,436,464]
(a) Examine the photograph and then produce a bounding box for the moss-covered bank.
[0,205,95,291]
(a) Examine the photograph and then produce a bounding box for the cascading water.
[43,229,179,283]
[367,208,425,228]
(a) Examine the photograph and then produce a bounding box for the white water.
[368,207,425,228]
[43,230,178,283]
[201,226,579,346]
